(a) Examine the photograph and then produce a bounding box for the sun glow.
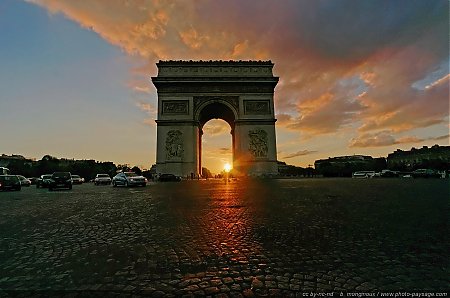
[224,163,232,172]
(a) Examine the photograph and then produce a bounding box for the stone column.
[234,120,278,176]
[155,121,199,177]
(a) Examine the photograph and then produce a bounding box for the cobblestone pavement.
[0,178,449,296]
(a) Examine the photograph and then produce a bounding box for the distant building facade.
[387,145,450,170]
[0,154,33,168]
[277,161,315,177]
[314,155,386,177]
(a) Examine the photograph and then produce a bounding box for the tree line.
[2,155,148,181]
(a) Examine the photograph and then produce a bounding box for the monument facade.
[152,60,279,177]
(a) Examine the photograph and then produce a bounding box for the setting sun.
[224,163,232,172]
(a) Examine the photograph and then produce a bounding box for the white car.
[352,171,376,178]
[17,175,31,187]
[94,174,112,185]
[112,172,146,187]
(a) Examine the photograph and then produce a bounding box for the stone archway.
[152,60,279,177]
[197,100,236,176]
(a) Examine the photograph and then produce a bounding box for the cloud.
[425,74,450,90]
[218,147,231,154]
[136,100,156,114]
[432,134,450,142]
[28,0,449,141]
[202,147,231,158]
[349,131,449,148]
[202,120,230,136]
[282,150,318,159]
[135,100,157,126]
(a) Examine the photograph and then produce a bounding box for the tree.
[201,167,213,178]
[117,164,130,172]
[131,166,142,175]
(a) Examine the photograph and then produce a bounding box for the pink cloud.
[349,131,449,148]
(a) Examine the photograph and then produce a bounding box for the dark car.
[71,175,83,185]
[36,174,52,188]
[48,172,72,191]
[94,174,111,185]
[28,177,38,185]
[380,170,399,178]
[0,175,21,191]
[112,172,146,187]
[158,174,182,182]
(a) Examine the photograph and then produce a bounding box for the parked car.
[48,172,72,191]
[17,175,31,187]
[94,174,111,185]
[36,174,52,188]
[412,169,440,178]
[0,167,10,175]
[28,177,38,185]
[352,171,376,178]
[380,170,399,178]
[71,175,83,184]
[158,174,182,182]
[112,172,146,187]
[0,175,21,191]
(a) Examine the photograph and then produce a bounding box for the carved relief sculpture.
[248,129,268,158]
[162,101,189,115]
[244,100,270,115]
[166,130,184,160]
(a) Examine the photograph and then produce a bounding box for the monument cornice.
[152,80,278,94]
[154,60,277,78]
[155,120,200,126]
[156,60,274,66]
[152,77,279,82]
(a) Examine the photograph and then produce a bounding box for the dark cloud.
[283,150,318,159]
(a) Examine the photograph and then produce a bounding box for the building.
[0,154,32,168]
[314,155,386,177]
[387,145,450,170]
[277,161,315,177]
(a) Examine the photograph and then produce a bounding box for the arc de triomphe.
[151,60,279,177]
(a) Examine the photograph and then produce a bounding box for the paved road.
[0,179,449,296]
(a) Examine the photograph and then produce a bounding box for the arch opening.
[201,119,232,176]
[197,102,236,176]
[197,101,236,128]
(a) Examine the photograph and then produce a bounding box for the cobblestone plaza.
[0,179,448,296]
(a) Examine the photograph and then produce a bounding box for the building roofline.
[156,60,274,66]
